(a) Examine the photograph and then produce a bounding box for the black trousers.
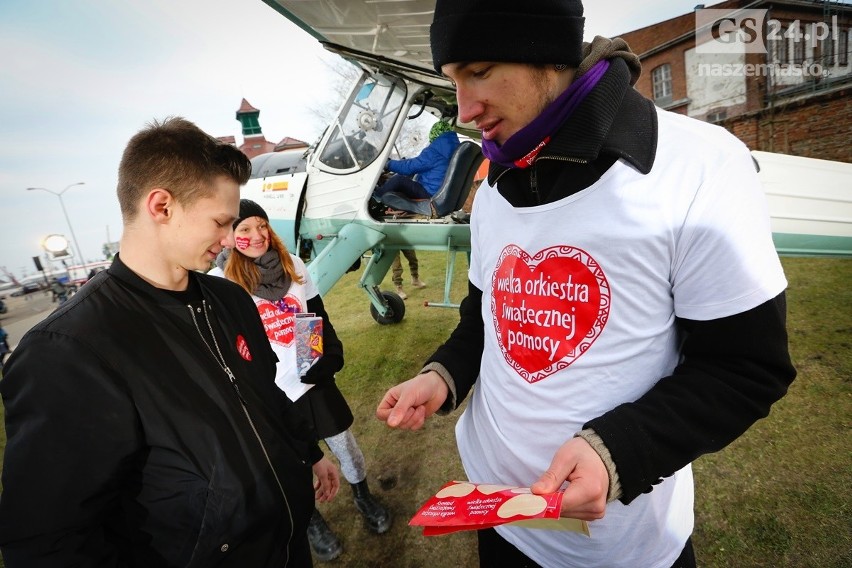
[477,528,696,568]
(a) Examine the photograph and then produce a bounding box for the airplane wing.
[261,0,447,87]
[260,0,483,136]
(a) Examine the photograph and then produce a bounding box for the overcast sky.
[0,0,692,280]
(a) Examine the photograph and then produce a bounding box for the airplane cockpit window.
[319,72,406,171]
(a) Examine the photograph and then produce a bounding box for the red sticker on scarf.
[513,136,551,169]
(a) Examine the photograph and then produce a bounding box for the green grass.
[1,255,849,567]
[691,257,852,568]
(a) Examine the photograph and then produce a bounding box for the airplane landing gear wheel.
[370,291,406,324]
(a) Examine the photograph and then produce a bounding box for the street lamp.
[42,234,71,258]
[27,182,87,270]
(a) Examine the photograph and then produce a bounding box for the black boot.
[351,480,392,534]
[307,509,342,562]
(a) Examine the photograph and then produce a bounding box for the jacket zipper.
[189,302,296,562]
[540,155,589,165]
[225,365,292,502]
[532,156,589,205]
[530,167,540,205]
[492,155,590,205]
[226,366,296,566]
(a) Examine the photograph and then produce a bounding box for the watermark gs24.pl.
[695,8,842,54]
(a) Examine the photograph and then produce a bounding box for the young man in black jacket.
[377,2,796,567]
[0,117,339,567]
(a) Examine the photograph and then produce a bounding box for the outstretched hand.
[530,437,609,521]
[376,371,449,430]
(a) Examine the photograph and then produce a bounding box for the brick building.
[618,0,851,162]
[217,98,308,160]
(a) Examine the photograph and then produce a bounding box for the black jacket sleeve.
[425,280,485,407]
[301,294,344,385]
[0,331,136,566]
[586,292,796,504]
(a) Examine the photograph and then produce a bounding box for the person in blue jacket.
[0,324,10,365]
[374,120,460,201]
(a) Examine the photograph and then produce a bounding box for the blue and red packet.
[295,313,323,376]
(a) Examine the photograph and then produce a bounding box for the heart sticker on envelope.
[491,244,610,384]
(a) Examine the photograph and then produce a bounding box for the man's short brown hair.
[117,117,251,221]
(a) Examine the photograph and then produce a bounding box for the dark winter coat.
[0,255,321,567]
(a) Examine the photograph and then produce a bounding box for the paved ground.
[1,291,62,352]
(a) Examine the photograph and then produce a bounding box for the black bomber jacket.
[0,255,321,567]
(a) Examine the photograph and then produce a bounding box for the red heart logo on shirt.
[257,297,299,346]
[491,245,610,384]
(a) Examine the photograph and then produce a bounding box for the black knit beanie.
[430,0,585,73]
[233,199,269,229]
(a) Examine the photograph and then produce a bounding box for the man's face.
[165,175,239,272]
[442,62,561,145]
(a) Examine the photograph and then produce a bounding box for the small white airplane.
[246,0,851,324]
[752,151,852,258]
[241,0,483,324]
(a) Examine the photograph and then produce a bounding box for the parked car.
[10,283,43,297]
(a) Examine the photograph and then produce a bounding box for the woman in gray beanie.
[212,200,392,562]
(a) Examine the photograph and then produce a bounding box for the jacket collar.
[107,254,204,308]
[488,57,657,183]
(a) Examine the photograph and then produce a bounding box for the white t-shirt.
[209,254,319,401]
[458,109,786,568]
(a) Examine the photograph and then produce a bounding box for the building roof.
[619,0,850,57]
[274,136,309,151]
[237,98,260,114]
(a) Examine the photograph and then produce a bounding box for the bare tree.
[308,57,439,159]
[307,57,361,130]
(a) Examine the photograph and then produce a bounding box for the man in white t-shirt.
[376,1,796,567]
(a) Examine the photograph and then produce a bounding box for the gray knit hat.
[430,0,585,73]
[233,199,268,229]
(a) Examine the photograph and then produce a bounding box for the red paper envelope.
[409,480,590,536]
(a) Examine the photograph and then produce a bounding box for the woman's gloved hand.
[301,353,343,385]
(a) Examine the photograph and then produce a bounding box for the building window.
[818,29,849,67]
[820,35,835,66]
[707,109,727,123]
[792,38,805,64]
[652,64,672,102]
[771,32,786,65]
[774,26,789,65]
[243,116,262,136]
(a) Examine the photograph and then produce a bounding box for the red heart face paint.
[234,216,271,258]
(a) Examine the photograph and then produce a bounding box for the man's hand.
[312,456,340,503]
[376,371,449,430]
[530,437,609,521]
